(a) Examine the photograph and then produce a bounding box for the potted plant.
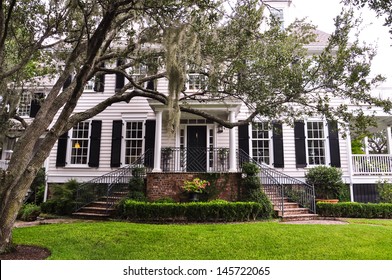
[182,178,210,202]
[305,166,346,203]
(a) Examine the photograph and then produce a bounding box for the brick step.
[97,196,124,202]
[277,208,312,216]
[281,202,300,209]
[76,206,116,214]
[281,214,319,222]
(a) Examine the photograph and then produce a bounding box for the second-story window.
[130,64,147,87]
[18,92,32,117]
[187,73,206,91]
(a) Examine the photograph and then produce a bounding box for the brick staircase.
[263,187,318,222]
[72,189,128,219]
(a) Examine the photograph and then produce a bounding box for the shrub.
[305,166,346,200]
[377,180,392,203]
[117,200,267,223]
[128,166,146,198]
[25,167,46,205]
[242,162,260,176]
[18,203,41,221]
[40,179,79,215]
[153,197,176,203]
[317,202,392,219]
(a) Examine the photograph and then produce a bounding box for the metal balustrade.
[238,150,316,215]
[352,154,392,175]
[160,147,230,172]
[74,150,152,212]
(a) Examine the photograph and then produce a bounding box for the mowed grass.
[11,219,392,260]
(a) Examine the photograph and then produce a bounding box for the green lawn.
[11,219,392,260]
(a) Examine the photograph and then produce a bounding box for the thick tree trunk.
[0,169,35,254]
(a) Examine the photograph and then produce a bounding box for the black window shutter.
[146,80,154,90]
[115,59,125,92]
[63,75,72,89]
[144,120,156,168]
[56,131,68,167]
[110,120,123,167]
[272,123,284,168]
[29,93,44,118]
[294,121,307,168]
[94,63,105,92]
[88,120,102,167]
[328,120,341,167]
[238,122,250,155]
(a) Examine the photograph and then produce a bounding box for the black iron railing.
[74,150,152,213]
[238,150,316,215]
[160,147,230,172]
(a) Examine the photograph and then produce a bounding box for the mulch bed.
[0,245,51,260]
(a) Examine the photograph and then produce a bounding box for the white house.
[1,0,392,209]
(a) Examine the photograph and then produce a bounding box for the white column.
[363,136,369,155]
[346,129,355,202]
[387,126,392,154]
[229,110,237,172]
[153,110,162,172]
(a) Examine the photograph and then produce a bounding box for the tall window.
[125,121,144,164]
[130,64,147,88]
[18,92,32,116]
[70,122,90,164]
[252,122,270,164]
[307,121,326,165]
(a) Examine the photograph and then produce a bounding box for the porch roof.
[147,98,242,117]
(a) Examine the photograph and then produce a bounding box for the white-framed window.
[124,121,144,165]
[270,8,284,28]
[129,64,147,87]
[18,92,32,116]
[252,122,270,165]
[84,79,95,91]
[187,73,206,91]
[69,121,90,165]
[307,121,326,165]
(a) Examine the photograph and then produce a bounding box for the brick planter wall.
[146,172,242,202]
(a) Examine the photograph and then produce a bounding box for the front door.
[187,126,207,172]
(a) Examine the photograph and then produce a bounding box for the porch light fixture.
[217,125,224,134]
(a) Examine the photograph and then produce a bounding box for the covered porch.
[147,99,242,173]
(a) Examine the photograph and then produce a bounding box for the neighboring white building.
[1,0,391,204]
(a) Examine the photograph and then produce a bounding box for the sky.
[289,0,392,86]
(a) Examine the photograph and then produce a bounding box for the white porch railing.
[0,160,9,170]
[352,154,392,175]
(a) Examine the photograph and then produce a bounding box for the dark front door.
[187,126,207,172]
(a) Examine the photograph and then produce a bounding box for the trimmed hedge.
[317,202,392,219]
[117,200,266,223]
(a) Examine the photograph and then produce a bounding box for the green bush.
[40,179,79,215]
[118,200,267,222]
[305,166,346,200]
[242,162,260,176]
[153,197,176,203]
[317,202,392,219]
[377,180,392,203]
[25,167,46,205]
[17,203,41,221]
